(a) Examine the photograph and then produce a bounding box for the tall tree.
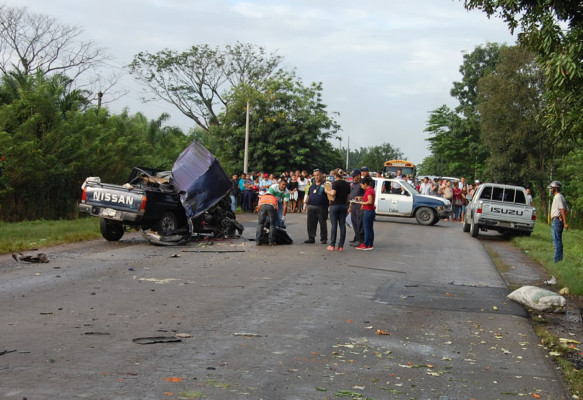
[423,105,465,177]
[422,43,504,180]
[206,71,341,174]
[478,46,552,210]
[128,42,283,131]
[0,4,104,80]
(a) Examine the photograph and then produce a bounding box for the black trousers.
[307,205,328,242]
[256,204,277,244]
[351,203,364,242]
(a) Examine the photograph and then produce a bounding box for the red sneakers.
[356,244,373,251]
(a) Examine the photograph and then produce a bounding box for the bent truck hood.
[171,142,232,219]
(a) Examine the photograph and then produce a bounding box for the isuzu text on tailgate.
[463,183,536,238]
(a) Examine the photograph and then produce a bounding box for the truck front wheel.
[100,219,125,241]
[415,207,436,226]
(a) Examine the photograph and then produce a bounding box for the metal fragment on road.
[132,336,182,345]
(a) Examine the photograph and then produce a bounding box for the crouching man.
[256,192,278,246]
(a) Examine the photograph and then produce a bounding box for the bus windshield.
[383,160,416,178]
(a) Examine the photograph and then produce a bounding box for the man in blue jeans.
[549,181,568,262]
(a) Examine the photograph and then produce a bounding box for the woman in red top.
[357,176,375,250]
[452,182,463,221]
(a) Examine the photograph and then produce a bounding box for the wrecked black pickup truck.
[79,142,244,244]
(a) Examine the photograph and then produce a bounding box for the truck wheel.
[462,218,471,233]
[470,220,479,237]
[155,212,177,234]
[100,219,124,241]
[415,207,436,225]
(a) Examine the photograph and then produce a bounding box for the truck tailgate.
[81,184,146,220]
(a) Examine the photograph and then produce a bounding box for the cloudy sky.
[7,0,515,165]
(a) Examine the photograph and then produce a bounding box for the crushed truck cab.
[79,142,243,243]
[372,178,451,225]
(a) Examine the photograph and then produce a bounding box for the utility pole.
[346,136,350,171]
[244,100,250,174]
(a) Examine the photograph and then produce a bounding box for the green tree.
[421,43,504,180]
[360,143,403,173]
[128,42,283,131]
[0,71,189,221]
[422,105,465,177]
[207,71,341,174]
[478,46,552,210]
[558,141,583,227]
[464,0,583,140]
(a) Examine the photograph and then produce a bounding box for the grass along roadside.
[511,223,583,399]
[512,222,583,295]
[0,217,102,254]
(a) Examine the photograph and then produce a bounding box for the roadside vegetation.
[512,222,583,295]
[0,218,101,254]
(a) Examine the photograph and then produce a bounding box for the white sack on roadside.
[507,285,566,313]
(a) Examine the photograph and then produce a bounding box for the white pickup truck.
[370,178,451,225]
[463,183,536,237]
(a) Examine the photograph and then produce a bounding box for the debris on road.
[132,337,182,345]
[233,332,262,337]
[12,252,49,263]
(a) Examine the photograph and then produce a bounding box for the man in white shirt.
[526,188,533,206]
[549,181,568,263]
[419,177,431,195]
[391,168,403,193]
[268,179,290,228]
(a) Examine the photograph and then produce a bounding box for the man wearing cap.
[361,165,376,189]
[549,180,569,263]
[348,168,365,246]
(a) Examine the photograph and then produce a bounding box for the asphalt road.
[0,212,567,400]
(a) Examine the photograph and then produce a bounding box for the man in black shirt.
[304,169,329,244]
[325,169,351,251]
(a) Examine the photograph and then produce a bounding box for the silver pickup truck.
[463,183,536,237]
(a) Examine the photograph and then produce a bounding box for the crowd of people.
[231,167,377,250]
[231,169,568,266]
[230,168,488,249]
[416,175,480,222]
[232,170,482,225]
